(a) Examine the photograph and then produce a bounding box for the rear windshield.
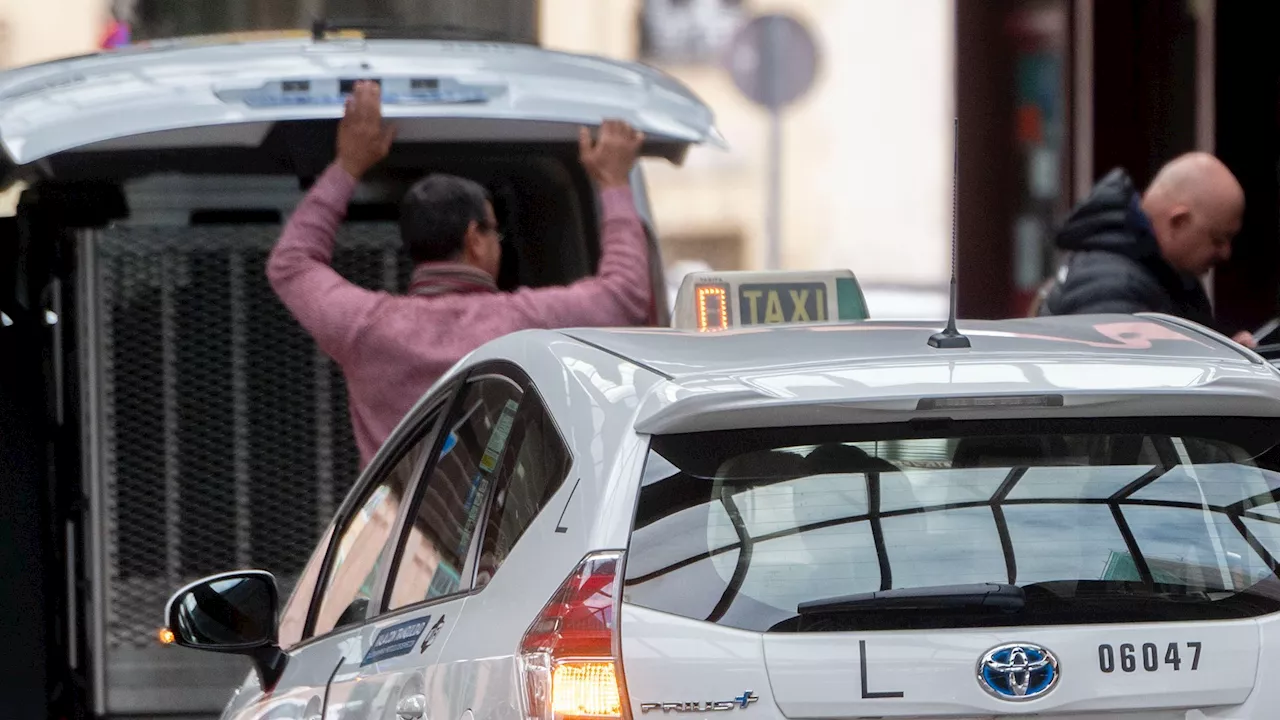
[622,418,1280,632]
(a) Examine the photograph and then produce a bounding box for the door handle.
[396,694,428,720]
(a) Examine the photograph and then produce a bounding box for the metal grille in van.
[89,222,411,651]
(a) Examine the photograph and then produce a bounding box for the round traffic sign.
[725,13,820,111]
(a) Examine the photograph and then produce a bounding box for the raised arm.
[508,120,653,328]
[266,81,397,362]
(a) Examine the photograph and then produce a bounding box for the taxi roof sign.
[671,269,868,332]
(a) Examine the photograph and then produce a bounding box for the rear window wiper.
[797,583,1025,614]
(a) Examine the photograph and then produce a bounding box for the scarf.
[407,263,499,297]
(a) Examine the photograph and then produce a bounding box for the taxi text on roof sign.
[671,269,868,331]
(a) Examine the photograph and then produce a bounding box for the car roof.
[0,36,722,171]
[561,313,1258,379]
[506,313,1280,435]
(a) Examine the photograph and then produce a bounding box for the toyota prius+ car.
[164,270,1280,720]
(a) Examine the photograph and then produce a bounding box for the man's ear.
[460,220,481,260]
[1168,205,1193,230]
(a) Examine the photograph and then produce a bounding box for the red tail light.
[519,551,627,720]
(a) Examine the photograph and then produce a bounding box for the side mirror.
[163,570,288,690]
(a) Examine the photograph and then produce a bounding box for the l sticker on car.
[361,616,431,667]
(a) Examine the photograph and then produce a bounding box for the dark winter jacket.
[1037,168,1215,329]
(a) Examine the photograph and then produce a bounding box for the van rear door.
[620,417,1280,718]
[0,36,723,175]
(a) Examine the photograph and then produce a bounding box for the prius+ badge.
[640,692,758,713]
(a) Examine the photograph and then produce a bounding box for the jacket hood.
[1055,168,1160,260]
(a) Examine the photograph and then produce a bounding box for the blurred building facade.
[543,0,956,319]
[0,0,103,68]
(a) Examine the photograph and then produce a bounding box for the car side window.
[474,392,572,590]
[386,375,524,610]
[277,522,335,649]
[310,407,442,638]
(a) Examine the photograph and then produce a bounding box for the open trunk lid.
[619,417,1280,718]
[0,36,722,177]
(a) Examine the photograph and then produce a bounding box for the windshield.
[622,418,1280,632]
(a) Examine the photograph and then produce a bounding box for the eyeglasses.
[479,221,505,244]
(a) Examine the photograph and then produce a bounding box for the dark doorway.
[1211,2,1280,334]
[955,0,1017,319]
[955,0,1073,319]
[1090,0,1198,190]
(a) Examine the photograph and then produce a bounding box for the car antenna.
[928,117,971,349]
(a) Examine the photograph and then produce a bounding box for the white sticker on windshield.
[479,399,521,473]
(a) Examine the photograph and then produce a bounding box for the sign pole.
[767,106,782,270]
[765,13,784,271]
[726,12,818,272]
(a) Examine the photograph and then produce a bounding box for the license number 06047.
[1098,642,1201,673]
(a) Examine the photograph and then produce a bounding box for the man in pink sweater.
[268,81,653,468]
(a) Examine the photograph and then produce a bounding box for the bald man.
[1037,152,1254,347]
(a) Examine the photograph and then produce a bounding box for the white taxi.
[165,269,1280,720]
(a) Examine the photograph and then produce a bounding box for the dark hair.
[399,174,492,263]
